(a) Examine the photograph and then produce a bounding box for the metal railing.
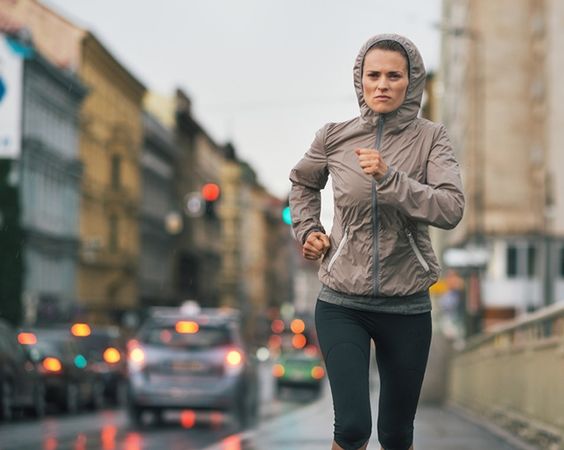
[448,302,564,449]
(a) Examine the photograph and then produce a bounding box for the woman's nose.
[377,79,389,91]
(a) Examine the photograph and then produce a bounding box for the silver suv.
[126,304,259,427]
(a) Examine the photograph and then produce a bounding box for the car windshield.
[141,324,232,349]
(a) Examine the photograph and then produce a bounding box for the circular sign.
[184,192,204,217]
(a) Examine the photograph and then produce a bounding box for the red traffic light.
[201,183,220,202]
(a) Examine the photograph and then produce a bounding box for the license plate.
[172,361,206,372]
[287,370,308,380]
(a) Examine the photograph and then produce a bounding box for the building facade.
[20,49,86,324]
[2,0,147,322]
[440,0,564,323]
[166,90,224,307]
[139,112,180,307]
[0,23,86,325]
[77,34,145,321]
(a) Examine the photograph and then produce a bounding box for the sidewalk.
[204,385,525,450]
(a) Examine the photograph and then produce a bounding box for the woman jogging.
[289,34,465,450]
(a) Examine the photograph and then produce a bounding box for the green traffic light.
[282,206,292,225]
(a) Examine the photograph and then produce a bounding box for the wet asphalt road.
[0,360,317,450]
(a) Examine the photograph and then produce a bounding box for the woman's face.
[362,48,409,114]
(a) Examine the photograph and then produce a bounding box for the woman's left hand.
[355,148,388,180]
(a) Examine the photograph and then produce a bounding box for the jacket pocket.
[405,229,430,272]
[328,231,348,273]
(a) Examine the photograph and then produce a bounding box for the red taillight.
[43,357,62,372]
[311,366,325,380]
[271,319,285,334]
[180,410,196,429]
[103,347,121,364]
[272,363,285,378]
[18,332,37,345]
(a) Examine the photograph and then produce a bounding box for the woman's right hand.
[303,231,331,260]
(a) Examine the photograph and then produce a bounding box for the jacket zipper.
[328,231,348,272]
[372,116,385,296]
[406,229,430,272]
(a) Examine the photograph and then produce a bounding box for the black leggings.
[315,299,432,450]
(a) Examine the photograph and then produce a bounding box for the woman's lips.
[375,96,391,100]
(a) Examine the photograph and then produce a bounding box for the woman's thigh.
[315,300,373,444]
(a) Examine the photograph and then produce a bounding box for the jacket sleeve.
[376,124,465,229]
[289,125,329,244]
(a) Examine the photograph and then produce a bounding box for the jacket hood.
[353,34,426,131]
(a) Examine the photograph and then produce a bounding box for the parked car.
[18,327,106,413]
[126,303,259,427]
[0,319,45,420]
[69,324,128,405]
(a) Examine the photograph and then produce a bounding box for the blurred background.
[0,0,563,449]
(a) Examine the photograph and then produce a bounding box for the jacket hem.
[318,284,431,315]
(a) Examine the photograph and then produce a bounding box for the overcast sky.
[45,0,442,226]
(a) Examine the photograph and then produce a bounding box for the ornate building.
[2,0,146,322]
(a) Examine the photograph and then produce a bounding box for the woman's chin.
[368,104,395,114]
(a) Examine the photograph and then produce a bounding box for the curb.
[446,403,538,450]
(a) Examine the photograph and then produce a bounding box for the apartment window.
[506,243,538,278]
[507,245,518,277]
[527,244,537,277]
[111,155,121,189]
[108,215,118,252]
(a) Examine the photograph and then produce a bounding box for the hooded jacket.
[289,34,464,303]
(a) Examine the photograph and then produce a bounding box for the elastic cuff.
[375,165,395,185]
[302,227,324,244]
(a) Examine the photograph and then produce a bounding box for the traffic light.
[282,206,292,225]
[282,196,292,225]
[201,183,220,218]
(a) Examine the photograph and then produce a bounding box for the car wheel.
[63,383,80,414]
[274,382,284,399]
[30,382,46,418]
[127,403,143,426]
[115,380,128,407]
[0,381,14,421]
[152,408,164,426]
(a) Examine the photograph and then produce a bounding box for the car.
[69,324,128,405]
[0,319,45,420]
[273,345,325,397]
[18,327,106,413]
[272,323,325,397]
[126,303,259,427]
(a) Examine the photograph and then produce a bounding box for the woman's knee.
[378,425,413,450]
[335,416,371,450]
